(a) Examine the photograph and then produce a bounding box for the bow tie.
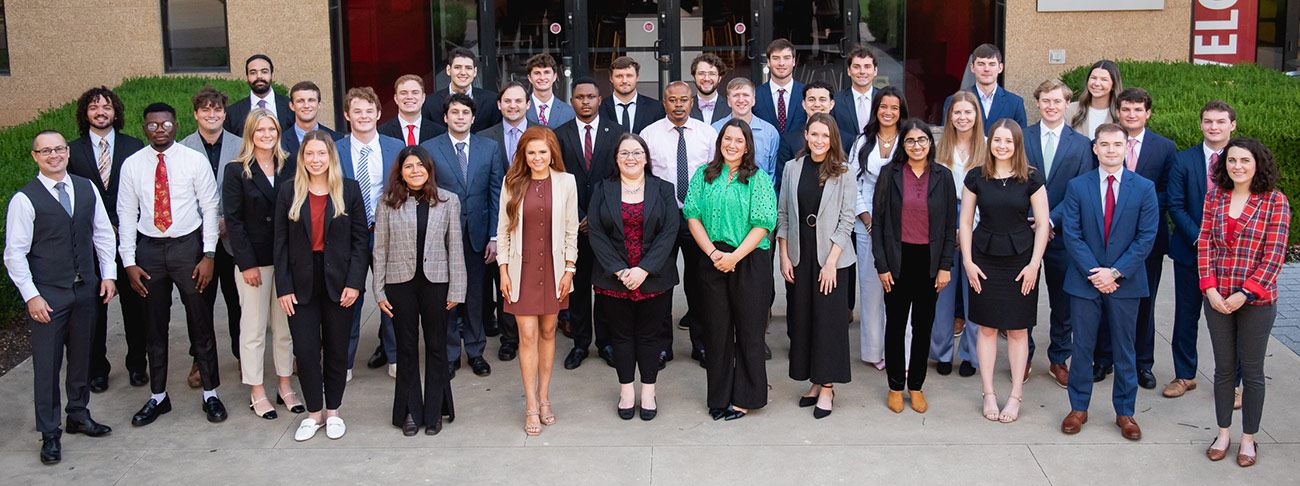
[699,100,715,111]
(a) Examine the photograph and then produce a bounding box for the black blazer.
[378,116,447,145]
[223,158,297,270]
[274,180,370,305]
[555,118,627,218]
[871,162,958,278]
[586,176,680,295]
[282,124,341,159]
[225,93,296,137]
[598,94,666,134]
[66,133,146,227]
[421,87,502,134]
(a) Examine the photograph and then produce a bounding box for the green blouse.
[682,165,778,250]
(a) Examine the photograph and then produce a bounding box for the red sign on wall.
[1191,0,1259,65]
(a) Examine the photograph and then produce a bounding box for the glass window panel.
[161,0,230,72]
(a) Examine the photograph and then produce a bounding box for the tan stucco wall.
[1004,0,1192,123]
[0,0,334,128]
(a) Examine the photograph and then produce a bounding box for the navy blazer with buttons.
[945,85,1027,132]
[754,80,806,135]
[1024,122,1096,249]
[422,87,503,134]
[282,124,341,162]
[831,87,877,153]
[377,116,447,145]
[1060,169,1159,300]
[1128,129,1178,257]
[1167,143,1213,266]
[419,133,504,253]
[222,158,297,270]
[598,94,666,134]
[225,93,297,137]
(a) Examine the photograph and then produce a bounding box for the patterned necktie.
[406,125,417,146]
[55,181,73,216]
[583,125,594,171]
[97,138,112,185]
[456,141,469,184]
[507,127,521,164]
[1043,131,1057,178]
[675,126,688,204]
[1125,138,1139,171]
[356,145,375,226]
[620,103,633,133]
[154,153,172,231]
[1208,152,1219,190]
[258,99,268,110]
[776,88,788,132]
[1104,175,1116,247]
[539,104,548,126]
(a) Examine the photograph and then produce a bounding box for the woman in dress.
[961,119,1051,423]
[1064,59,1122,139]
[776,113,857,419]
[373,145,466,436]
[497,126,579,436]
[684,118,777,421]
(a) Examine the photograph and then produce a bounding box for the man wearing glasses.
[689,54,731,124]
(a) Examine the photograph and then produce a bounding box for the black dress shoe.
[936,361,953,376]
[640,398,657,421]
[657,351,668,371]
[469,356,492,376]
[129,371,149,387]
[203,397,228,423]
[763,343,772,360]
[447,361,457,380]
[1093,364,1113,383]
[692,348,707,369]
[723,407,747,421]
[498,343,518,361]
[66,417,112,437]
[599,345,616,368]
[1137,369,1157,389]
[564,348,588,370]
[618,403,636,420]
[366,345,388,369]
[402,414,419,436]
[484,319,500,337]
[425,420,442,435]
[959,361,977,377]
[798,396,818,408]
[450,358,462,371]
[709,407,726,420]
[40,434,60,465]
[131,396,172,426]
[88,376,109,393]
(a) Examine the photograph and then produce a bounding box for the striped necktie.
[97,138,112,185]
[356,145,375,226]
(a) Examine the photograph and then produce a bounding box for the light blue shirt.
[713,115,781,179]
[294,122,320,143]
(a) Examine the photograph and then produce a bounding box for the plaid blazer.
[372,193,467,304]
[1197,188,1290,305]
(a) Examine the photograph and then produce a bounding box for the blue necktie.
[456,142,469,183]
[55,181,73,216]
[356,145,375,225]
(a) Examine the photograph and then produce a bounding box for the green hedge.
[0,76,284,326]
[1060,61,1300,244]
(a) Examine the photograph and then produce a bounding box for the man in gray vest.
[5,130,118,464]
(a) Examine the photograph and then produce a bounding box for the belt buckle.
[805,214,817,227]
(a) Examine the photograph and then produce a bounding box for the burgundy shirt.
[900,164,931,245]
[309,193,327,251]
[594,202,665,301]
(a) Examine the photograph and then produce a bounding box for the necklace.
[621,180,644,194]
[878,134,897,150]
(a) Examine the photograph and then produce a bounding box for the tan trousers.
[235,265,293,385]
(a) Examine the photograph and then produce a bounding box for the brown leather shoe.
[1234,387,1242,410]
[1206,437,1228,461]
[909,390,928,413]
[1162,378,1197,398]
[187,361,201,389]
[1236,442,1258,467]
[887,391,904,413]
[1061,410,1088,434]
[1049,363,1069,388]
[1115,416,1142,440]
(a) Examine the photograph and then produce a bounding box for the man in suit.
[421,47,501,134]
[1163,100,1236,398]
[711,77,780,180]
[599,56,667,134]
[334,87,405,380]
[1058,123,1159,440]
[6,130,117,464]
[224,54,295,137]
[283,81,342,157]
[65,86,147,392]
[525,54,576,128]
[688,53,731,125]
[944,44,1027,131]
[831,45,880,152]
[554,76,627,369]
[775,80,837,192]
[1023,79,1097,388]
[420,93,505,378]
[378,75,447,146]
[478,81,539,361]
[1093,87,1178,388]
[754,39,806,135]
[178,86,244,384]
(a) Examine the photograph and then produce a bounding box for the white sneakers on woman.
[295,416,346,441]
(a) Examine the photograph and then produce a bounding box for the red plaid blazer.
[1198,188,1291,305]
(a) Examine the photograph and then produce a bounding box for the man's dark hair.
[972,43,1002,63]
[499,80,528,100]
[144,102,177,119]
[442,92,477,117]
[245,54,274,73]
[290,81,322,100]
[446,47,478,68]
[803,80,836,100]
[31,130,64,151]
[766,38,795,57]
[1116,87,1153,111]
[846,45,877,65]
[571,76,599,91]
[525,53,559,73]
[76,86,125,135]
[690,53,727,76]
[610,56,640,73]
[1213,137,1280,194]
[191,85,229,112]
[1200,100,1236,122]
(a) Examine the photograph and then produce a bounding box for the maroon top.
[900,164,931,245]
[595,202,665,301]
[309,193,327,251]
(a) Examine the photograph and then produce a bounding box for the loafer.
[1206,437,1228,461]
[203,397,228,423]
[325,416,346,439]
[187,361,202,388]
[1162,378,1197,398]
[447,361,457,380]
[1115,415,1142,440]
[66,417,112,437]
[1049,363,1069,388]
[129,371,149,387]
[598,345,616,368]
[657,351,668,370]
[1092,364,1112,383]
[39,434,60,465]
[366,345,388,368]
[1061,410,1088,434]
[402,414,419,436]
[88,376,109,393]
[468,356,491,377]
[563,348,588,370]
[425,420,442,435]
[498,343,518,362]
[936,361,952,376]
[958,361,977,377]
[1137,369,1157,389]
[131,396,172,426]
[294,418,322,441]
[557,318,573,339]
[484,319,500,337]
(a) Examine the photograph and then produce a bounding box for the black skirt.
[967,246,1038,330]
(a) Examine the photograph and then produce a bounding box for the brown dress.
[505,177,569,316]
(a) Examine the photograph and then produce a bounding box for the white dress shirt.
[976,85,996,115]
[1203,143,1221,176]
[612,94,638,130]
[5,174,117,301]
[399,115,422,142]
[697,93,719,122]
[576,116,600,163]
[117,143,220,266]
[1040,122,1064,178]
[251,91,277,118]
[532,93,552,122]
[642,117,718,208]
[1099,166,1124,207]
[351,133,385,219]
[770,79,795,115]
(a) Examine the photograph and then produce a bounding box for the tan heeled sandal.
[539,401,556,426]
[524,409,541,436]
[982,393,1000,421]
[999,395,1023,423]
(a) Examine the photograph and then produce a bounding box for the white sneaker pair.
[294,416,346,441]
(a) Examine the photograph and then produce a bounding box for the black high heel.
[813,385,834,419]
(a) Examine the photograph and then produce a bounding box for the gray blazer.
[179,129,242,253]
[775,155,857,269]
[372,193,468,304]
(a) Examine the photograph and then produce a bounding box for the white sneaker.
[346,369,353,382]
[325,416,346,439]
[388,363,397,378]
[294,418,321,442]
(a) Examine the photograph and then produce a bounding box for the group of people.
[7,41,1288,469]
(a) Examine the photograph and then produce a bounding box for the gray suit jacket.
[179,130,242,253]
[478,120,541,169]
[774,155,858,269]
[372,193,467,304]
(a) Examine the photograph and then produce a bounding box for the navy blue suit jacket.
[1167,143,1213,265]
[1024,123,1096,249]
[1060,169,1160,300]
[754,80,806,135]
[944,85,1027,132]
[419,133,504,252]
[526,98,577,128]
[282,124,341,160]
[336,134,403,187]
[830,87,876,153]
[1129,129,1178,257]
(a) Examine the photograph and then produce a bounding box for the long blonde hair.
[935,91,986,170]
[288,130,347,221]
[235,108,289,178]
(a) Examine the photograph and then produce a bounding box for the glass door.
[769,0,903,93]
[675,0,765,92]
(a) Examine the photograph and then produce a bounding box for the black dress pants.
[569,234,605,350]
[136,231,219,394]
[698,242,770,410]
[89,256,150,379]
[883,243,937,391]
[389,277,454,427]
[288,252,352,413]
[200,244,241,358]
[668,225,707,354]
[30,280,97,434]
[599,293,671,384]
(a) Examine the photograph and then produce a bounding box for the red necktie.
[406,125,417,146]
[1207,152,1218,190]
[539,104,548,126]
[1103,175,1115,247]
[154,153,173,232]
[583,125,594,170]
[776,88,788,132]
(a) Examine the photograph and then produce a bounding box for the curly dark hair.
[76,86,125,136]
[1212,137,1280,194]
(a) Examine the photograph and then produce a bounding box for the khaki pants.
[235,265,293,385]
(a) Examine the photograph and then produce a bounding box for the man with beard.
[66,86,147,392]
[225,55,295,137]
[599,56,666,134]
[688,53,731,124]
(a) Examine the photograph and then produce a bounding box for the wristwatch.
[1110,268,1121,280]
[204,251,216,259]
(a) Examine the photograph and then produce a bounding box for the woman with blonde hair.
[1064,60,1122,139]
[497,126,579,436]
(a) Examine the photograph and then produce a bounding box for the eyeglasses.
[617,150,646,159]
[145,121,176,132]
[33,145,69,157]
[903,138,931,148]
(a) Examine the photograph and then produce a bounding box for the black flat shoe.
[249,397,277,420]
[657,351,668,371]
[402,414,419,436]
[366,345,388,369]
[599,345,616,368]
[640,398,657,421]
[723,407,747,421]
[498,343,518,361]
[129,371,149,387]
[564,348,588,370]
[203,397,228,423]
[813,387,834,419]
[959,361,977,377]
[936,361,953,376]
[66,417,112,437]
[88,376,109,393]
[798,396,818,408]
[425,420,442,435]
[131,396,172,426]
[763,343,772,360]
[448,360,458,380]
[618,403,636,420]
[40,434,60,465]
[709,407,726,420]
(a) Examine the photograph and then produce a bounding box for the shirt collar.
[450,86,473,99]
[1041,122,1063,139]
[90,129,115,148]
[531,94,550,109]
[855,85,874,101]
[448,132,471,146]
[252,91,274,107]
[294,123,316,141]
[350,133,381,152]
[1100,166,1124,182]
[503,118,527,133]
[577,116,599,133]
[37,172,68,190]
[400,116,422,130]
[771,79,794,96]
[1130,128,1147,144]
[976,84,998,102]
[1203,143,1221,163]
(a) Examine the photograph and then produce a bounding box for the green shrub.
[0,76,284,326]
[1060,61,1300,244]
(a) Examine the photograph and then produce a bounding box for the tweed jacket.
[372,192,468,304]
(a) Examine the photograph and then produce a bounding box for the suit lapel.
[1091,171,1106,239]
[1195,144,1210,196]
[250,162,278,200]
[436,137,467,189]
[1046,127,1070,187]
[1109,171,1136,238]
